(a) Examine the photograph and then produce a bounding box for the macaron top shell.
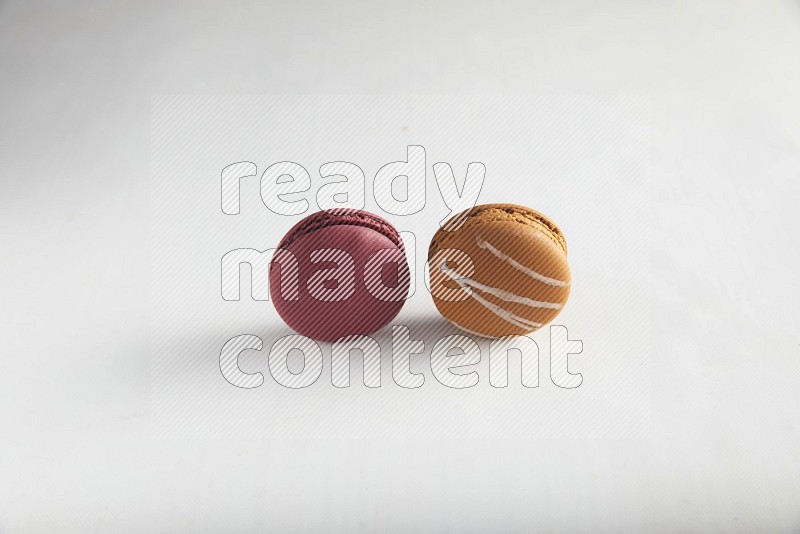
[279,208,403,249]
[428,204,570,338]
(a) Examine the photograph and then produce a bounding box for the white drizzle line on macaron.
[442,266,543,331]
[477,237,569,288]
[457,277,561,310]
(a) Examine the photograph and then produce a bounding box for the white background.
[150,95,650,440]
[1,1,799,532]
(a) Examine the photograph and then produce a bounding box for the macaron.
[428,203,570,338]
[270,209,410,342]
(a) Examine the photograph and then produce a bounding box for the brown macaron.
[428,203,571,338]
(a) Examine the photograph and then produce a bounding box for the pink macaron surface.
[270,210,409,342]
